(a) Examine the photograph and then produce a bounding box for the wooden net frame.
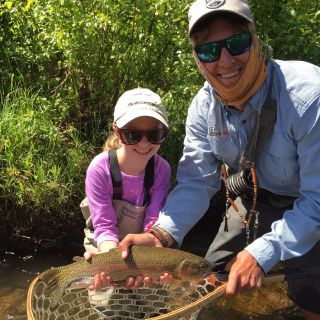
[27,274,228,320]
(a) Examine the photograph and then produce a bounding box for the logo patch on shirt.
[205,0,226,9]
[209,128,229,137]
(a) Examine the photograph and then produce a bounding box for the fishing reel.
[226,169,253,197]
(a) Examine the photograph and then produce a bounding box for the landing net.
[27,275,227,320]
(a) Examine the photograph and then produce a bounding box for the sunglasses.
[116,127,168,145]
[195,32,252,63]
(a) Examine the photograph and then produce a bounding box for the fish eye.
[199,262,206,270]
[199,261,211,273]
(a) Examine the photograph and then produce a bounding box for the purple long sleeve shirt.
[85,151,171,246]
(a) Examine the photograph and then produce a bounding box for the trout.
[38,246,212,307]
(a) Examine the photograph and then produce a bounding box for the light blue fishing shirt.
[156,59,320,272]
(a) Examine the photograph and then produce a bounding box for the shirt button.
[242,119,247,124]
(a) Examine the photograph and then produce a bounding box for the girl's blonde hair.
[102,131,122,151]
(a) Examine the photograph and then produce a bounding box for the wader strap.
[108,149,122,200]
[143,156,154,204]
[108,149,154,203]
[240,63,277,169]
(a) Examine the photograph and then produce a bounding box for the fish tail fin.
[38,268,65,307]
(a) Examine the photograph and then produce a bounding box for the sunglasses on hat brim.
[195,32,252,63]
[116,127,168,145]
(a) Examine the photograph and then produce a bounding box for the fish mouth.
[200,266,213,278]
[203,269,213,278]
[198,261,213,278]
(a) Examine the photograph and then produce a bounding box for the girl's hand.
[84,240,117,291]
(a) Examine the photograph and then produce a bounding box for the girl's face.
[193,17,250,89]
[116,117,165,161]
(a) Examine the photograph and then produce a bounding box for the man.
[118,0,320,318]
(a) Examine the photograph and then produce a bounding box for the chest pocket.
[260,125,299,187]
[208,128,241,164]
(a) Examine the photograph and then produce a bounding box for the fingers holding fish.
[126,275,143,289]
[159,272,174,284]
[118,233,162,259]
[123,271,173,289]
[84,251,108,290]
[87,272,112,291]
[83,251,93,261]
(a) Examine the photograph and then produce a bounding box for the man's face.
[194,17,250,89]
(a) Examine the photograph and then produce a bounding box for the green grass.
[0,87,92,231]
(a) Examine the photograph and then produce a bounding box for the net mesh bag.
[27,275,227,320]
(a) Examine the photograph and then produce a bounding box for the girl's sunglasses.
[195,32,252,63]
[116,127,168,145]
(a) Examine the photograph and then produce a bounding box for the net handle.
[147,282,227,320]
[147,272,285,320]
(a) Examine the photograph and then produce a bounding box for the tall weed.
[0,87,92,233]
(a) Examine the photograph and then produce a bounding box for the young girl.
[82,88,171,254]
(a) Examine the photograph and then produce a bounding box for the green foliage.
[250,0,320,64]
[0,0,201,242]
[0,88,91,229]
[0,0,200,138]
[0,0,318,244]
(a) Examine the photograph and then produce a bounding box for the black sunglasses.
[195,32,252,63]
[116,127,168,145]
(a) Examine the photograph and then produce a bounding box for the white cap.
[114,88,169,128]
[188,0,253,36]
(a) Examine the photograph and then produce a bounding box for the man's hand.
[225,249,264,296]
[118,232,165,259]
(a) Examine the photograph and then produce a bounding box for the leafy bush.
[0,87,91,238]
[250,0,320,64]
[0,0,318,245]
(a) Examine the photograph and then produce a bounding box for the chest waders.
[81,149,154,253]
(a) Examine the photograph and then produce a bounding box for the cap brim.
[116,109,169,128]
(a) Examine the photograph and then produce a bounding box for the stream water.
[0,247,304,320]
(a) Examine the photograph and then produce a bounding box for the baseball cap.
[114,88,169,128]
[188,0,253,36]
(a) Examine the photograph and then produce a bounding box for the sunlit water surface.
[0,249,303,320]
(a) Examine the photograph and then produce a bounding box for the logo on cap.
[205,0,226,9]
